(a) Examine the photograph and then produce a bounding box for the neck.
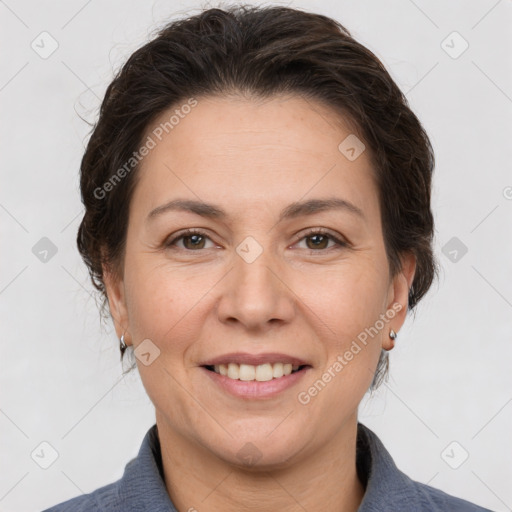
[156,413,365,512]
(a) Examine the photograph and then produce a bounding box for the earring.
[120,334,127,351]
[388,329,397,350]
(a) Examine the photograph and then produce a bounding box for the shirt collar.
[111,422,422,511]
[114,424,178,511]
[356,422,423,511]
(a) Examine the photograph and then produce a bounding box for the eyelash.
[164,227,348,253]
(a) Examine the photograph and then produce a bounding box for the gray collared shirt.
[43,422,494,511]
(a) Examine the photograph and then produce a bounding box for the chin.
[212,424,307,470]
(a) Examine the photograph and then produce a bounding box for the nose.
[216,245,296,332]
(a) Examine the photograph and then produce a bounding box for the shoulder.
[356,422,495,512]
[41,480,117,511]
[412,480,492,512]
[413,480,494,511]
[41,424,172,511]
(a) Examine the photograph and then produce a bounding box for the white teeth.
[211,362,303,381]
[239,364,256,381]
[227,363,239,379]
[256,363,273,381]
[273,362,284,378]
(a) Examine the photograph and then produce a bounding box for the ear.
[383,251,416,349]
[103,265,131,346]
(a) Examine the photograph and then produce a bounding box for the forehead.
[144,93,359,158]
[133,94,379,223]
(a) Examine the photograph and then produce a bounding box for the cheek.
[297,267,384,414]
[123,256,197,344]
[297,257,387,336]
[296,258,386,394]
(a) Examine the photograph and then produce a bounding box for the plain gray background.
[1,0,511,510]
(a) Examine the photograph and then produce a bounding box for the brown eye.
[305,233,330,250]
[182,234,207,250]
[165,229,215,250]
[295,229,348,252]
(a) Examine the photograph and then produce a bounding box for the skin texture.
[104,94,416,512]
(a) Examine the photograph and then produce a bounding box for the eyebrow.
[146,197,365,223]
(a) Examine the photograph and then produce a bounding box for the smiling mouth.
[203,363,310,382]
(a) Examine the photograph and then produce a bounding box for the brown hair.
[77,4,438,389]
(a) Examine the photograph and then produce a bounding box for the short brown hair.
[77,4,438,389]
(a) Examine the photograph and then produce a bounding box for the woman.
[44,4,493,511]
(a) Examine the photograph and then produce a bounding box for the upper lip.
[200,352,311,367]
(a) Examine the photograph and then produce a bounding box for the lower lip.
[201,366,311,399]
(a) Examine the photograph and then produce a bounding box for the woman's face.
[105,94,414,468]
